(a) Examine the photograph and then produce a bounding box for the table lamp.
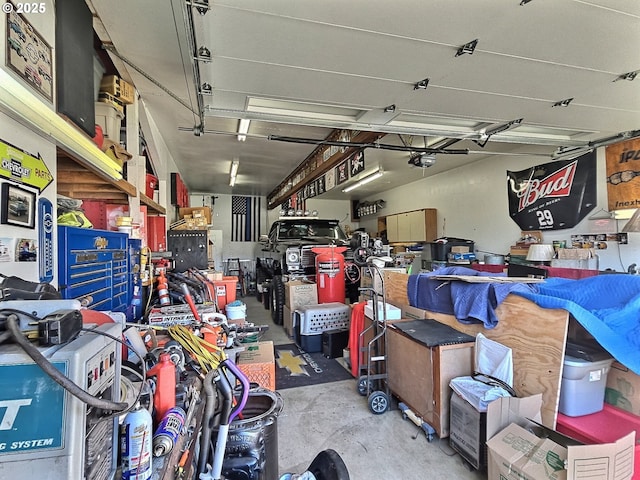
[526,244,555,265]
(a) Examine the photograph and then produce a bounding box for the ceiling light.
[455,39,478,57]
[614,71,638,82]
[229,160,239,186]
[196,46,211,62]
[342,168,384,193]
[414,78,429,90]
[200,82,212,95]
[384,104,396,113]
[552,98,573,107]
[237,119,250,141]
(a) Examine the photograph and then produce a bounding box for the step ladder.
[225,258,245,297]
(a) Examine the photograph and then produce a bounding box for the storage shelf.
[57,150,165,214]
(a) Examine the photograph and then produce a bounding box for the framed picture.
[5,3,53,101]
[1,183,36,228]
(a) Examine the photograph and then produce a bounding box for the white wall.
[358,148,640,272]
[0,2,57,283]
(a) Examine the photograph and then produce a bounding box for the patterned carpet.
[274,343,353,390]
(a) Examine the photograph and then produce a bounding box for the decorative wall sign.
[506,151,596,231]
[325,169,335,191]
[336,161,349,185]
[605,137,640,211]
[6,3,53,101]
[349,150,365,176]
[38,197,53,282]
[0,139,53,192]
[316,176,325,195]
[1,182,36,228]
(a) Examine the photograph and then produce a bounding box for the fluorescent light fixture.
[0,69,122,180]
[229,160,239,186]
[342,168,384,193]
[237,119,250,141]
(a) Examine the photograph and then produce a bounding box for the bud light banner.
[507,151,597,230]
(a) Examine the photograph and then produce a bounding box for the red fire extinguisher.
[312,246,347,304]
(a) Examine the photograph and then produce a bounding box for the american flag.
[231,196,261,242]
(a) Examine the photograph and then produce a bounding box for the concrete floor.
[241,295,486,480]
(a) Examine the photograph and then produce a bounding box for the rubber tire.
[270,275,284,325]
[368,391,389,414]
[255,263,267,303]
[357,376,372,396]
[262,282,271,310]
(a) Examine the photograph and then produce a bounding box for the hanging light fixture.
[237,119,250,141]
[342,168,384,193]
[229,160,239,186]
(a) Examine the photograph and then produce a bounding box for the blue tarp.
[407,267,640,375]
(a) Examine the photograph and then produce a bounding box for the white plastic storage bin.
[558,355,614,417]
[95,101,124,139]
[364,300,401,320]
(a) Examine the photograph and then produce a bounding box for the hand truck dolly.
[356,262,391,414]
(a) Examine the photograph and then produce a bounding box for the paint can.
[120,405,153,480]
[153,406,186,457]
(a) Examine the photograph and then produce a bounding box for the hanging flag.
[506,151,596,230]
[349,150,365,176]
[231,196,261,242]
[336,161,349,184]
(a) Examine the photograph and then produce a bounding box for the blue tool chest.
[57,226,131,313]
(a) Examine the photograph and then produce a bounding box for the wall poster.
[5,2,53,101]
[506,151,597,231]
[605,137,640,212]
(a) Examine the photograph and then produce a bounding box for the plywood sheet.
[383,271,569,428]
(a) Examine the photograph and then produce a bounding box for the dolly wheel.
[357,376,371,396]
[368,391,389,414]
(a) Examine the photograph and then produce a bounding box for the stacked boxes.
[283,281,318,336]
[100,75,135,104]
[237,341,276,391]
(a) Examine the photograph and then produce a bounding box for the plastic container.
[146,353,176,423]
[558,355,613,417]
[225,301,246,320]
[145,173,158,198]
[428,238,475,262]
[212,276,238,310]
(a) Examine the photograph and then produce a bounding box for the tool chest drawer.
[58,226,131,312]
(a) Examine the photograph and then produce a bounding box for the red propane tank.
[146,353,176,424]
[312,246,347,304]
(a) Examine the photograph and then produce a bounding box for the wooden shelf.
[57,150,165,215]
[140,192,166,215]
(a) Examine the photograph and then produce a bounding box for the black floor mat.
[274,343,352,390]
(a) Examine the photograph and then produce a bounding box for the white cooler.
[558,354,613,417]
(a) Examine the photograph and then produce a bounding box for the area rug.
[274,343,353,390]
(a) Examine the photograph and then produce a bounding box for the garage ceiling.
[88,0,640,208]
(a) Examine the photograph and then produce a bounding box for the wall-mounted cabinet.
[386,208,437,243]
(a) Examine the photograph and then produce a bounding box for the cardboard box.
[100,74,135,104]
[606,361,640,416]
[206,270,224,282]
[236,341,275,391]
[486,395,636,480]
[451,245,470,253]
[397,303,429,320]
[179,206,212,225]
[285,280,318,310]
[283,305,293,337]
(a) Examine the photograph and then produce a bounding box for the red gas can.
[146,353,176,423]
[312,246,347,304]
